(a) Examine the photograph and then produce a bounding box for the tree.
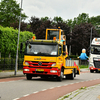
[0,0,27,27]
[0,26,34,57]
[41,16,50,22]
[10,21,32,32]
[53,16,64,23]
[30,16,53,39]
[71,23,98,55]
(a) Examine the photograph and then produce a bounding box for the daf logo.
[38,62,42,66]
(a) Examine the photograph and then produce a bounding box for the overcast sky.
[1,0,100,22]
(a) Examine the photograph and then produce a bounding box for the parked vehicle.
[89,38,100,73]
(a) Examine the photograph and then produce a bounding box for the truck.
[22,28,80,81]
[89,37,100,73]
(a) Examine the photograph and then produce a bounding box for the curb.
[0,75,25,79]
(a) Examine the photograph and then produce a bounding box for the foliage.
[67,13,89,28]
[0,25,35,57]
[28,15,100,56]
[10,21,32,32]
[0,0,27,27]
[68,55,78,59]
[71,23,98,55]
[29,16,54,39]
[29,16,70,39]
[79,65,88,69]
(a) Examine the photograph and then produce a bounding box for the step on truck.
[21,27,80,81]
[89,38,100,73]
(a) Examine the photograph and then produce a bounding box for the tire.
[74,72,76,77]
[69,71,74,80]
[57,69,64,81]
[90,70,94,73]
[74,69,76,77]
[66,71,74,80]
[26,74,32,80]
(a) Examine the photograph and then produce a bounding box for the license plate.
[36,69,44,71]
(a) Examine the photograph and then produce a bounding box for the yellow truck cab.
[22,28,80,81]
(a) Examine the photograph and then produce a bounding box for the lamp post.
[15,0,23,75]
[90,27,93,53]
[69,28,72,55]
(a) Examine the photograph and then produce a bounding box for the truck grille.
[26,61,54,68]
[94,61,100,68]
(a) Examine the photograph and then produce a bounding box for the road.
[0,71,100,100]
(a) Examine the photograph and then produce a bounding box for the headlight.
[25,62,29,66]
[24,69,29,71]
[50,70,57,73]
[51,63,56,67]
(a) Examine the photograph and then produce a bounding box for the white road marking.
[33,91,39,94]
[23,94,30,97]
[13,98,19,100]
[50,87,54,89]
[42,89,47,91]
[57,85,61,87]
[70,83,74,85]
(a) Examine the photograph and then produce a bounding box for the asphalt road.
[0,71,100,100]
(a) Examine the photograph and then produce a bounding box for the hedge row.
[0,25,35,57]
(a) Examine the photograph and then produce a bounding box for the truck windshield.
[47,30,59,40]
[91,46,100,54]
[25,43,58,56]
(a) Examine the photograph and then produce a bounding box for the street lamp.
[69,27,72,55]
[15,0,23,75]
[90,27,93,53]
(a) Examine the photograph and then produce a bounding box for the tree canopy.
[0,0,27,27]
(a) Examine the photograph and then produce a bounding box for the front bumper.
[89,66,100,71]
[23,66,61,76]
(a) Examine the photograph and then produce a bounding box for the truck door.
[57,45,63,69]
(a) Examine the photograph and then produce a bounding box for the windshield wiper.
[37,52,50,55]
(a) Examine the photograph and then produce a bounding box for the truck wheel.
[68,71,74,80]
[74,69,76,77]
[90,70,94,73]
[26,74,32,80]
[57,69,64,81]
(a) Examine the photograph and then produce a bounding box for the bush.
[0,25,35,57]
[68,55,78,59]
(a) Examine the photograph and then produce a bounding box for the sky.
[1,0,100,22]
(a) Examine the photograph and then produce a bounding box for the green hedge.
[68,55,78,59]
[0,25,35,57]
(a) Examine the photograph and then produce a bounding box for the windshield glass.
[47,30,59,40]
[91,46,100,54]
[25,43,58,56]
